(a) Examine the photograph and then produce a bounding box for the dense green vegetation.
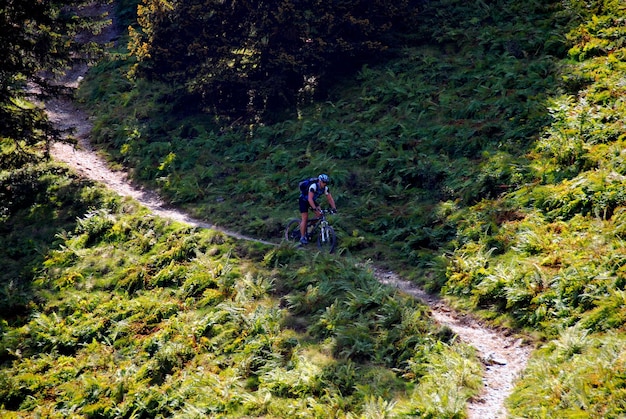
[79,0,573,268]
[0,170,482,417]
[2,0,626,416]
[128,0,420,120]
[0,0,108,168]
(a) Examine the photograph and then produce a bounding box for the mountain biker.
[299,173,337,245]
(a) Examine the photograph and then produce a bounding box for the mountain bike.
[284,209,337,253]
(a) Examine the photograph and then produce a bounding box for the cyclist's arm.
[308,190,319,212]
[326,192,336,211]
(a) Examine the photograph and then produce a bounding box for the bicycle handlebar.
[316,208,337,215]
[308,208,336,224]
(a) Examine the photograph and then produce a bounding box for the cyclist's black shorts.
[299,196,316,213]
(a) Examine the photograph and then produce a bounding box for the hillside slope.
[75,0,626,416]
[2,0,626,417]
[50,44,533,415]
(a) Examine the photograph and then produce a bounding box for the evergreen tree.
[129,0,420,120]
[0,0,102,169]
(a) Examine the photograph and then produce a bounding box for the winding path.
[46,4,533,418]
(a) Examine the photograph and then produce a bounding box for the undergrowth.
[2,0,626,416]
[0,171,482,417]
[76,0,565,269]
[74,0,626,416]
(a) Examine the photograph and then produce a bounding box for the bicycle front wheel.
[317,225,336,253]
[284,219,302,242]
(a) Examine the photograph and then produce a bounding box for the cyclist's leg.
[299,197,310,242]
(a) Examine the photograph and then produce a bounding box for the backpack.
[299,177,317,195]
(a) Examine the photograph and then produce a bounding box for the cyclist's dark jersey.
[298,181,329,213]
[306,182,329,201]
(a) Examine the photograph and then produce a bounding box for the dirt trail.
[375,269,532,418]
[46,4,532,418]
[49,102,272,244]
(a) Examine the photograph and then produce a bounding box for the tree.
[129,0,420,121]
[0,0,105,169]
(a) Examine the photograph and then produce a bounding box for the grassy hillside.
[2,0,626,417]
[78,0,626,416]
[0,165,482,417]
[78,0,565,268]
[0,164,112,318]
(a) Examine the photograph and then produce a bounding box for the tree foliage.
[129,0,420,120]
[0,0,106,169]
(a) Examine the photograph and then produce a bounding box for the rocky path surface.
[375,269,532,418]
[46,4,533,417]
[49,111,272,245]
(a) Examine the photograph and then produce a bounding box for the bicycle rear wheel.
[284,219,302,242]
[317,225,336,253]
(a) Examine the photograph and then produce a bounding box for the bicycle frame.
[306,211,328,239]
[318,218,331,244]
[285,209,336,253]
